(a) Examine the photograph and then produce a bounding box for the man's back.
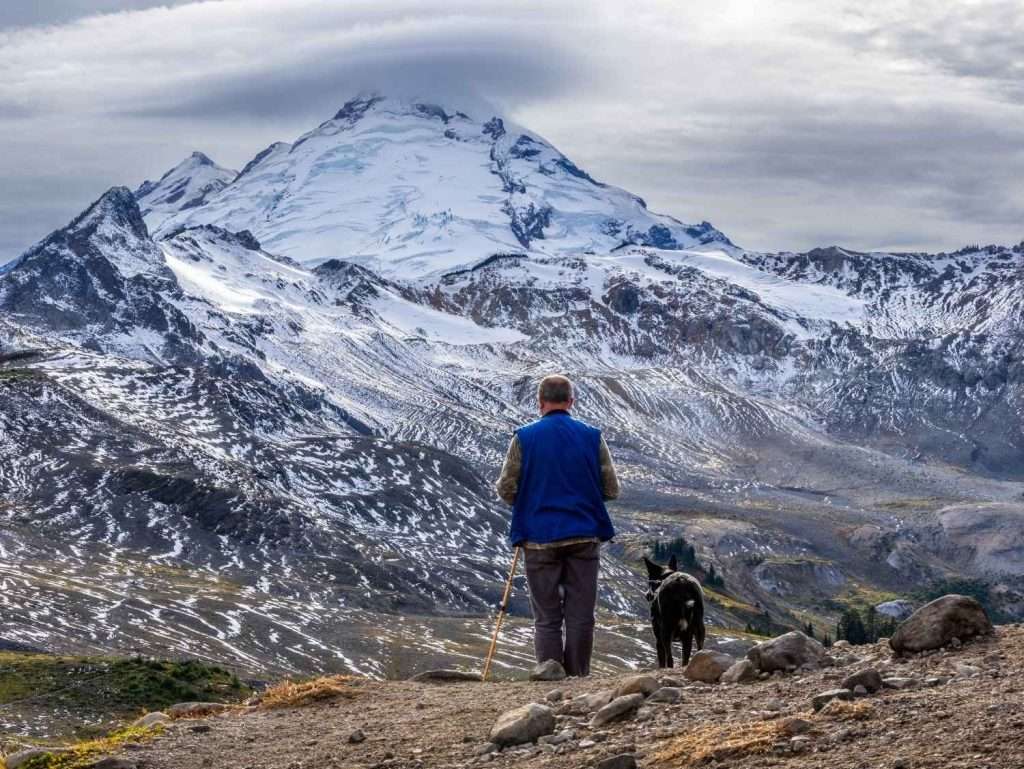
[508,410,616,546]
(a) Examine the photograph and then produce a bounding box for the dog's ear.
[643,556,663,579]
[668,554,678,572]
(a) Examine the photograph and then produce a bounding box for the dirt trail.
[114,626,1024,769]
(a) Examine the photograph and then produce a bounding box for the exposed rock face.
[746,631,826,672]
[683,650,736,683]
[890,595,995,655]
[489,703,555,747]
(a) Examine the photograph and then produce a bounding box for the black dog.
[643,555,706,667]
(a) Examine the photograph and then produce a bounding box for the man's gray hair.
[538,374,574,404]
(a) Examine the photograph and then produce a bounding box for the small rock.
[659,676,684,687]
[647,686,682,704]
[531,659,567,682]
[559,689,614,715]
[613,674,659,698]
[764,698,784,712]
[545,689,564,703]
[812,689,854,712]
[591,694,644,727]
[546,729,575,746]
[925,676,949,687]
[579,739,597,749]
[954,662,981,678]
[892,759,908,769]
[721,659,758,684]
[87,760,136,769]
[882,677,920,690]
[841,669,883,694]
[683,650,736,683]
[780,717,814,736]
[348,729,366,744]
[132,712,171,729]
[853,685,868,696]
[596,754,638,769]
[189,724,212,734]
[490,703,556,747]
[790,736,812,753]
[409,669,481,683]
[473,743,498,756]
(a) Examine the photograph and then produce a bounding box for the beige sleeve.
[495,434,522,505]
[599,436,621,500]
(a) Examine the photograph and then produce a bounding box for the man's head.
[537,374,574,415]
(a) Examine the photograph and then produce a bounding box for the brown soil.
[111,625,1024,769]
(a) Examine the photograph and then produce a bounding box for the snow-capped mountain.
[135,152,237,230]
[1,95,1023,675]
[148,95,731,278]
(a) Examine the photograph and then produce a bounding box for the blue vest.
[509,411,616,545]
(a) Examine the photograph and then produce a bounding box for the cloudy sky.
[1,0,1021,260]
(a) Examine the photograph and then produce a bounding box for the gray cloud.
[0,0,197,29]
[0,0,1021,261]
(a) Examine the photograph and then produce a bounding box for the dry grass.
[653,720,785,766]
[817,699,874,721]
[3,725,161,769]
[259,675,361,710]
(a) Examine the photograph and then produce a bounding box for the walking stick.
[481,546,521,682]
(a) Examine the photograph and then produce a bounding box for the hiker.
[496,374,620,676]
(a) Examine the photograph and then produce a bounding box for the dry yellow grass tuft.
[260,675,361,710]
[817,699,874,721]
[653,720,785,766]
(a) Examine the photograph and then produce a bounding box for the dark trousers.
[523,541,600,676]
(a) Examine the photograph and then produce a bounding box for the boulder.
[889,595,993,655]
[489,703,556,747]
[683,650,736,683]
[591,693,645,727]
[530,659,567,681]
[132,712,171,729]
[612,674,659,698]
[747,631,825,673]
[841,669,883,694]
[875,600,916,621]
[647,686,683,704]
[812,689,854,712]
[721,658,758,684]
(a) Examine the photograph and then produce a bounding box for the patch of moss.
[17,725,161,769]
[0,653,249,738]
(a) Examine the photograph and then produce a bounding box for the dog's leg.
[696,621,706,652]
[659,623,675,668]
[652,620,666,667]
[682,631,694,666]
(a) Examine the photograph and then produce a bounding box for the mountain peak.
[134,152,238,230]
[69,186,150,242]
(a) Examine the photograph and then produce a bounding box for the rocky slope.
[15,618,1020,769]
[1,94,1023,676]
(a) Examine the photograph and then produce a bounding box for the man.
[496,374,620,676]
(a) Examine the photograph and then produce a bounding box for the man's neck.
[540,404,571,417]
